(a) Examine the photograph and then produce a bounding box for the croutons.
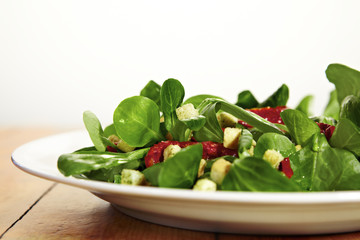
[117,139,136,152]
[210,158,232,185]
[263,149,284,169]
[193,178,217,191]
[108,134,135,152]
[248,140,257,156]
[108,135,120,145]
[295,145,302,151]
[121,169,146,185]
[223,127,242,149]
[163,144,182,161]
[218,112,238,128]
[198,159,207,177]
[176,103,199,120]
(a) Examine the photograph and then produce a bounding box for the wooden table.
[2,128,360,240]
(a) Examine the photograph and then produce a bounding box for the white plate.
[11,130,360,235]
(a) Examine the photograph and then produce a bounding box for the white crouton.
[198,159,207,177]
[295,145,302,151]
[121,169,146,185]
[108,135,120,145]
[223,127,242,150]
[263,149,284,169]
[218,112,239,128]
[117,139,136,152]
[163,144,182,161]
[247,140,257,156]
[176,103,199,120]
[210,158,232,185]
[193,178,217,191]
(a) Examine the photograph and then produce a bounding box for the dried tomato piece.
[316,122,335,141]
[279,157,293,178]
[144,140,238,168]
[238,106,287,128]
[106,146,118,152]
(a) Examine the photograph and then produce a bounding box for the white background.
[1,0,360,128]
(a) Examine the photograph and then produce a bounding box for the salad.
[58,63,360,192]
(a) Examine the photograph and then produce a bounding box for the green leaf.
[160,78,185,138]
[330,118,360,157]
[221,157,301,192]
[289,133,343,191]
[280,109,320,146]
[193,99,224,142]
[219,100,284,135]
[323,90,340,120]
[103,124,117,138]
[180,115,207,131]
[57,148,150,177]
[235,90,259,109]
[140,80,161,108]
[83,111,107,152]
[158,144,203,189]
[84,159,141,182]
[295,95,314,117]
[184,94,223,108]
[113,96,164,147]
[142,162,164,186]
[339,95,360,127]
[258,84,289,108]
[194,98,284,142]
[334,149,360,190]
[254,132,296,159]
[238,129,253,156]
[325,63,360,104]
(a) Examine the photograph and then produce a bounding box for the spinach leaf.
[194,98,284,142]
[180,115,207,131]
[238,129,253,157]
[339,95,360,127]
[330,118,360,157]
[326,63,360,104]
[193,99,224,142]
[280,109,320,146]
[142,162,164,186]
[235,90,259,109]
[84,159,141,182]
[113,96,164,147]
[295,95,314,117]
[254,132,296,159]
[219,100,284,135]
[170,120,192,142]
[104,124,117,138]
[323,90,340,120]
[158,144,202,189]
[140,80,161,109]
[58,148,150,177]
[334,149,360,190]
[221,157,301,192]
[184,94,223,108]
[83,111,114,152]
[258,84,289,108]
[160,78,185,137]
[289,133,343,191]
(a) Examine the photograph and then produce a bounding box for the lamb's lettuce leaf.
[113,96,164,147]
[280,109,320,146]
[158,144,203,189]
[221,157,301,192]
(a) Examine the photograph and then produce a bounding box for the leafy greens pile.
[58,63,360,192]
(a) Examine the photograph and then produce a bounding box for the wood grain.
[3,184,215,240]
[0,128,58,235]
